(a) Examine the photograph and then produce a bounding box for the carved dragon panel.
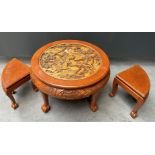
[39,43,102,80]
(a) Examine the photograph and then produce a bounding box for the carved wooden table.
[31,40,110,113]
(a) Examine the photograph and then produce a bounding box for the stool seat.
[1,58,31,109]
[116,65,150,98]
[109,65,151,118]
[2,58,30,89]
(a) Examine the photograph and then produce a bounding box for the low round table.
[31,40,110,113]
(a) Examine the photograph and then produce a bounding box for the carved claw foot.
[130,111,137,119]
[90,103,98,112]
[41,104,50,113]
[109,92,115,97]
[11,103,19,110]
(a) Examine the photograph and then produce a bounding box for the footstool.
[109,65,150,118]
[1,58,31,109]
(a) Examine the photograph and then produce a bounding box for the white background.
[0,0,155,155]
[0,0,155,32]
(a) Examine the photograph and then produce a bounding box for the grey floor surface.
[0,58,155,122]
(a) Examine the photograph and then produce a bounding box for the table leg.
[89,92,98,112]
[41,92,50,113]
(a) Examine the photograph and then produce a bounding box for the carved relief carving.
[31,72,110,100]
[39,43,102,80]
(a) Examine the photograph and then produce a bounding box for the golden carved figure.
[39,43,102,80]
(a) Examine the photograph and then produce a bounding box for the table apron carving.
[31,71,110,100]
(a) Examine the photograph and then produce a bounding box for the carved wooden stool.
[109,65,150,118]
[1,58,31,109]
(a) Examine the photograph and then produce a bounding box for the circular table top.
[31,40,110,89]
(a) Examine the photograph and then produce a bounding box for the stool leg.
[6,92,18,109]
[89,92,98,112]
[32,82,38,92]
[41,92,50,113]
[130,100,144,118]
[109,78,118,97]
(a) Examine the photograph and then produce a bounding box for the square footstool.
[109,65,150,118]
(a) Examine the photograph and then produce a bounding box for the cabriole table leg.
[89,92,98,112]
[41,92,50,113]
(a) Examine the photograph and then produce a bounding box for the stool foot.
[109,78,118,97]
[109,92,115,97]
[90,103,98,112]
[130,100,144,119]
[41,104,50,113]
[130,111,137,119]
[6,92,18,109]
[11,103,18,110]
